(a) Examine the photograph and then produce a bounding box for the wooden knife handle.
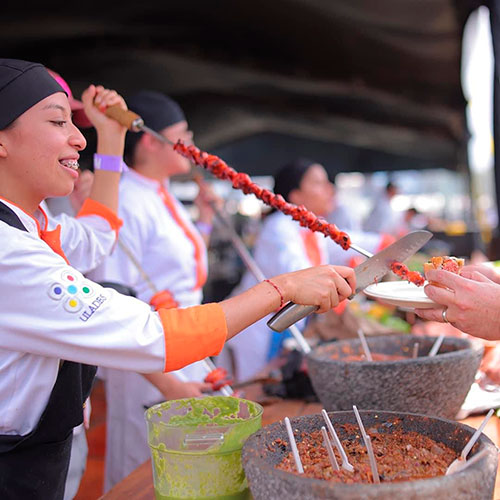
[267,302,318,332]
[102,105,144,131]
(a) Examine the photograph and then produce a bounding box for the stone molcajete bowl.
[242,410,498,500]
[306,334,483,419]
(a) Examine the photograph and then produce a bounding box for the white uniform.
[217,211,328,382]
[0,199,167,438]
[87,169,210,491]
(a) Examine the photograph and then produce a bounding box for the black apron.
[0,201,97,499]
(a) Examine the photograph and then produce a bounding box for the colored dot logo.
[64,297,82,313]
[48,283,64,300]
[67,285,78,295]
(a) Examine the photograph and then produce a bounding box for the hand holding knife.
[267,230,432,332]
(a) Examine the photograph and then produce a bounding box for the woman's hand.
[221,265,356,340]
[80,85,127,139]
[414,269,500,341]
[273,265,356,313]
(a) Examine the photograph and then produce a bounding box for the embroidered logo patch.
[48,273,102,317]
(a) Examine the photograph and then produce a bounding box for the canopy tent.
[2,0,499,222]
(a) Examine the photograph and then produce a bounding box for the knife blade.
[266,229,432,332]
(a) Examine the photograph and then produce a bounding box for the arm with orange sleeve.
[158,264,356,371]
[0,225,355,376]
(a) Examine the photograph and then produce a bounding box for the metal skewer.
[105,105,379,262]
[105,105,384,353]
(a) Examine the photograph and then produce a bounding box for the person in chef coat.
[87,90,225,492]
[216,158,339,382]
[0,59,356,500]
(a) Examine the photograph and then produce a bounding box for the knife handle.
[267,302,318,332]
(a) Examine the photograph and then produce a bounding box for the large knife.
[267,229,432,332]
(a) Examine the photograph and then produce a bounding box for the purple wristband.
[93,154,127,172]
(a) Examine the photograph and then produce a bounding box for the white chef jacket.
[216,211,328,382]
[42,199,115,449]
[0,199,167,437]
[87,169,211,491]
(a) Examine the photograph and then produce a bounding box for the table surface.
[100,386,500,499]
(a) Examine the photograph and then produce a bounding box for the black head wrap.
[0,59,65,130]
[273,158,316,201]
[124,90,186,165]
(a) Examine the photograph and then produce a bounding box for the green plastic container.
[145,396,263,499]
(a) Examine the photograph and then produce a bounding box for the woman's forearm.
[220,281,284,339]
[220,265,356,340]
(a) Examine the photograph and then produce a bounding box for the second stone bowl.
[306,334,483,419]
[242,410,498,500]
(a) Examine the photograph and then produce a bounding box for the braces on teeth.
[65,160,79,170]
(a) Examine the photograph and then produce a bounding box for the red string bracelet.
[264,279,284,309]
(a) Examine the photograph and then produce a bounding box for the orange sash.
[301,230,322,267]
[158,186,207,290]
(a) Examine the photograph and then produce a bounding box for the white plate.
[363,281,437,310]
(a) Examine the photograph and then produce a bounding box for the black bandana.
[0,59,65,130]
[273,158,316,201]
[124,90,186,162]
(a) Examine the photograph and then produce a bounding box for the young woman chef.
[0,58,356,499]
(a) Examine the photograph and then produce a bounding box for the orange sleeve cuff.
[76,198,123,234]
[158,303,228,372]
